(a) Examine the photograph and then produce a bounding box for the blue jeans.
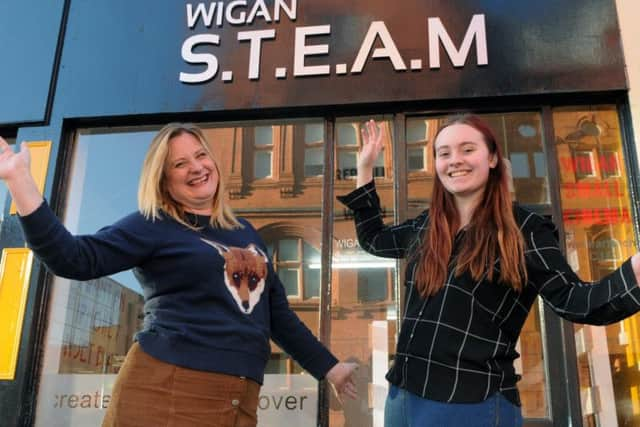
[384,385,523,427]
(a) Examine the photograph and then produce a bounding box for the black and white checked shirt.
[338,180,640,406]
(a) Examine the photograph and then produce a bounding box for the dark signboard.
[27,0,632,119]
[0,2,65,125]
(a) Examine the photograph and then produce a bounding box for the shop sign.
[180,0,487,84]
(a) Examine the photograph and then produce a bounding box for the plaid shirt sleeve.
[337,180,427,259]
[523,211,640,325]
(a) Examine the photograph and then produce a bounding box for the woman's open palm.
[358,119,384,170]
[0,138,30,181]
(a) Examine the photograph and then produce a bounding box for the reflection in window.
[533,152,547,178]
[553,106,638,427]
[357,269,389,302]
[406,119,429,172]
[600,150,620,178]
[336,120,386,181]
[253,126,273,179]
[510,153,530,178]
[271,238,320,299]
[574,151,596,178]
[408,148,425,171]
[304,123,325,177]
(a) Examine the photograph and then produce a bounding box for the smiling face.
[163,132,219,215]
[434,123,498,205]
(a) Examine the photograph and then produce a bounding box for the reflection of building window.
[304,123,324,177]
[270,239,320,299]
[406,120,428,172]
[357,268,390,302]
[337,123,358,180]
[592,237,622,262]
[574,151,596,178]
[254,126,273,179]
[509,152,530,178]
[336,122,385,180]
[599,150,620,178]
[533,152,547,178]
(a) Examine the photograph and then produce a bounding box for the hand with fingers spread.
[326,361,359,402]
[357,119,385,188]
[0,137,30,181]
[0,137,43,216]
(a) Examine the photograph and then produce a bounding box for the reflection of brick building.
[59,277,144,374]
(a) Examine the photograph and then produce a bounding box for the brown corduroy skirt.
[102,343,260,427]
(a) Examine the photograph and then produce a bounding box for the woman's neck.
[454,195,482,229]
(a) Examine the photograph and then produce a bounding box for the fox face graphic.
[201,239,267,314]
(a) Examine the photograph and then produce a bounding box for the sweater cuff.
[336,179,378,209]
[18,200,57,243]
[309,352,339,381]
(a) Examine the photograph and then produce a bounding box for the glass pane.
[337,123,358,146]
[304,123,324,144]
[304,147,324,177]
[34,129,153,426]
[338,151,358,180]
[279,239,299,261]
[303,242,320,263]
[534,152,547,178]
[357,269,389,302]
[34,119,325,427]
[406,112,550,419]
[254,151,272,179]
[279,268,300,297]
[482,112,549,205]
[406,119,428,143]
[205,119,323,425]
[255,125,273,146]
[303,267,320,299]
[408,148,425,171]
[553,106,639,427]
[332,116,396,427]
[510,152,530,178]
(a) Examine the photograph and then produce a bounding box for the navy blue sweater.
[20,202,338,384]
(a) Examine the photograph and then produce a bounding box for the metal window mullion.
[316,117,335,427]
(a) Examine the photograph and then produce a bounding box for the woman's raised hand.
[0,137,30,182]
[0,137,43,216]
[356,119,384,187]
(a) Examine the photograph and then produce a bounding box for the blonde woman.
[0,123,357,427]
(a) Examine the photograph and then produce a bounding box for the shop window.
[553,105,638,427]
[271,238,320,300]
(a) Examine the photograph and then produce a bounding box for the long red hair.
[414,115,527,297]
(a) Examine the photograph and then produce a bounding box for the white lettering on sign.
[180,2,488,84]
[428,14,487,68]
[186,0,297,28]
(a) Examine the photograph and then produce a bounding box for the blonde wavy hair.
[138,123,242,230]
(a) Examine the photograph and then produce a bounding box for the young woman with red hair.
[338,115,640,426]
